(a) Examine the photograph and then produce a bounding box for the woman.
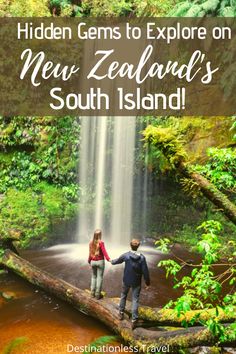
[88,229,110,300]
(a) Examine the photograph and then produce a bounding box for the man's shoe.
[95,294,104,300]
[91,292,95,298]
[118,312,124,320]
[131,319,138,330]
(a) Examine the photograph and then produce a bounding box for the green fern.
[220,6,235,16]
[168,2,191,16]
[197,9,207,15]
[143,125,187,170]
[82,336,118,354]
[201,0,220,12]
[168,0,236,17]
[185,4,202,16]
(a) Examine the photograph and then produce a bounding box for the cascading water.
[76,34,154,245]
[110,117,136,244]
[77,116,142,244]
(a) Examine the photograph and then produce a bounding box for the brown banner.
[0,18,235,116]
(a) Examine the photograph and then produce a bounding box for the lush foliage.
[169,0,236,17]
[143,125,187,170]
[0,0,180,17]
[49,0,80,17]
[168,200,236,252]
[0,117,80,191]
[142,117,233,174]
[194,147,236,193]
[75,0,178,17]
[231,116,236,141]
[80,0,132,17]
[156,220,236,343]
[0,0,50,16]
[0,247,4,258]
[0,117,80,247]
[3,0,235,18]
[133,0,178,16]
[0,183,77,247]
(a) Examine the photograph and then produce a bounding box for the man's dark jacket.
[111,251,150,287]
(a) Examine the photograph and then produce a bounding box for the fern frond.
[201,0,220,12]
[220,6,235,16]
[169,1,191,16]
[83,336,118,354]
[185,4,203,16]
[3,337,28,354]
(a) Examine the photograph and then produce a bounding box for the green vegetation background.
[0,0,235,249]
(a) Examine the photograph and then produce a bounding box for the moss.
[143,125,187,169]
[144,117,234,166]
[138,306,236,324]
[173,117,234,163]
[208,348,221,354]
[0,183,77,248]
[0,152,16,167]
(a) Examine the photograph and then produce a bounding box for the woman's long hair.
[90,229,102,257]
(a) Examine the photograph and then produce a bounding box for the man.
[111,239,150,329]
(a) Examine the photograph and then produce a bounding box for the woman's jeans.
[90,260,105,296]
[119,283,141,320]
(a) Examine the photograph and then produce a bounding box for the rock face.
[181,117,234,163]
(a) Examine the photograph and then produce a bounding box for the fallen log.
[111,299,236,327]
[179,164,236,225]
[134,325,236,348]
[1,249,236,351]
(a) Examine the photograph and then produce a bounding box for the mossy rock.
[0,183,78,249]
[180,117,233,163]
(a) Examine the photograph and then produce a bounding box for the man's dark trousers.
[119,283,141,320]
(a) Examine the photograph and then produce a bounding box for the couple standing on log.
[88,229,150,328]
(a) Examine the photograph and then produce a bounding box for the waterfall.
[76,34,154,244]
[77,116,137,244]
[110,117,136,244]
[94,117,108,229]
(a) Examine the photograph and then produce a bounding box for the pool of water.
[0,272,116,353]
[21,243,197,307]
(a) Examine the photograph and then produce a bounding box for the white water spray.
[111,117,136,244]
